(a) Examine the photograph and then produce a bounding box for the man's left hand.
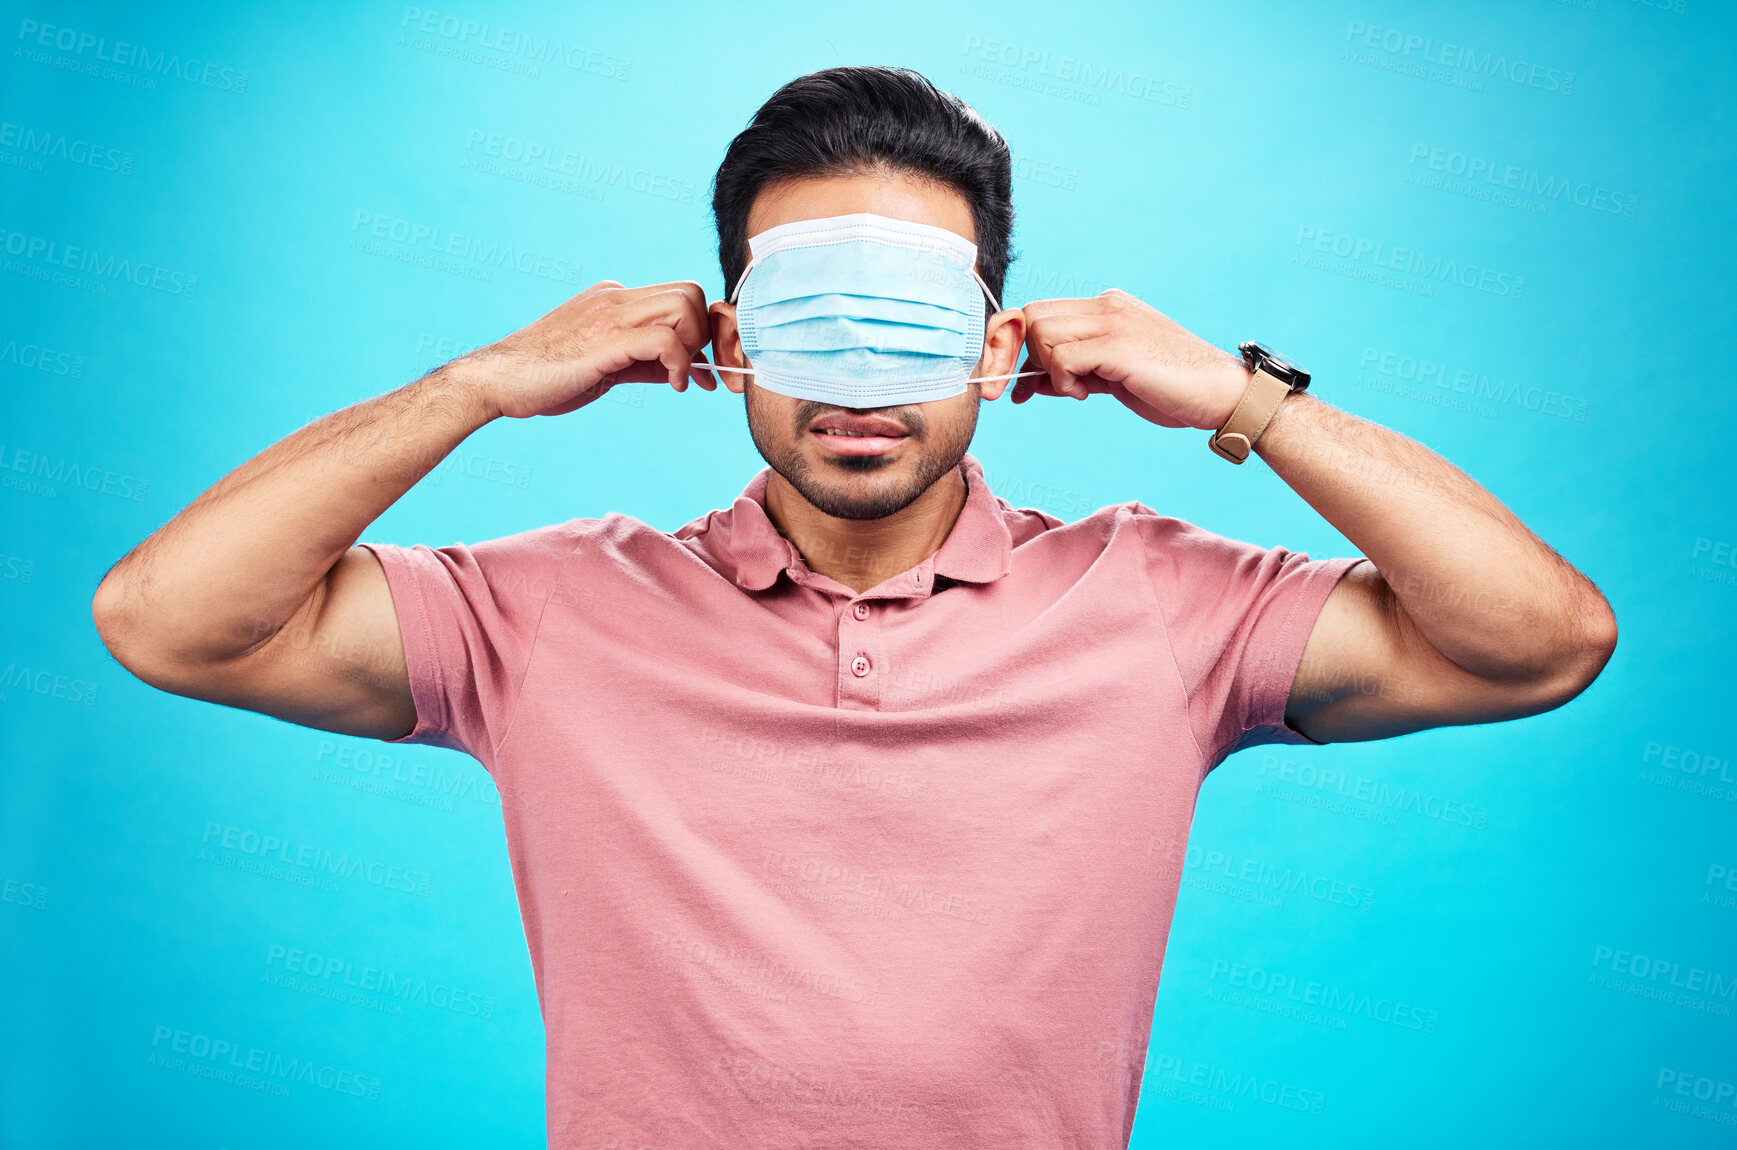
[1012,290,1252,431]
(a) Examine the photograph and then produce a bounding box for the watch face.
[1240,341,1310,391]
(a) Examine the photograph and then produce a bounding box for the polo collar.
[725,453,1013,593]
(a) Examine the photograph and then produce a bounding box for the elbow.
[1534,595,1619,710]
[91,566,180,688]
[91,567,147,676]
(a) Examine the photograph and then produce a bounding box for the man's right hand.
[460,280,718,419]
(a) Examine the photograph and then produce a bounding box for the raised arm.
[1009,290,1618,743]
[91,281,713,740]
[1253,392,1616,742]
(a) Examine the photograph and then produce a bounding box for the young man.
[92,67,1615,1148]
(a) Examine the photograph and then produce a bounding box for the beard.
[744,387,978,521]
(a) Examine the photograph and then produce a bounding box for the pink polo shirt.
[361,452,1359,1149]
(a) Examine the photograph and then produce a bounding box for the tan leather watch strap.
[1208,366,1294,464]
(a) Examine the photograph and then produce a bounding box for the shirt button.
[852,602,870,621]
[850,654,871,677]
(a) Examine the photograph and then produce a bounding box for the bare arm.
[91,280,714,740]
[1010,290,1618,742]
[1255,393,1617,742]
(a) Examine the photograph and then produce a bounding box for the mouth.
[807,411,912,457]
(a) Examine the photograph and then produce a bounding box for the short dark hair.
[711,67,1015,307]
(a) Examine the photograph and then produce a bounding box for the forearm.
[94,363,496,665]
[1253,392,1614,683]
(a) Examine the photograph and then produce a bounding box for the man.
[92,67,1615,1148]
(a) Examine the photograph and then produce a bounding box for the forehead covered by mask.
[726,213,1006,408]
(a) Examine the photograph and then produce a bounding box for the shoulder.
[997,496,1224,553]
[367,513,667,578]
[998,496,1305,586]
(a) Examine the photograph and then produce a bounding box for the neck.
[763,466,968,595]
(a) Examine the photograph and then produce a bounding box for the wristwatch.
[1208,342,1311,464]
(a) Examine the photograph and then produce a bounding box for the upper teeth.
[823,429,874,436]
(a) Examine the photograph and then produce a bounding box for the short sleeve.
[358,524,585,768]
[1136,510,1362,775]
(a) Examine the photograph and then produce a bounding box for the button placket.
[838,595,882,709]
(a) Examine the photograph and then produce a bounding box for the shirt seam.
[1246,556,1364,751]
[1134,511,1211,783]
[485,528,586,767]
[410,550,452,736]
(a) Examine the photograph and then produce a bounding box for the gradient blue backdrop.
[4,0,1735,1145]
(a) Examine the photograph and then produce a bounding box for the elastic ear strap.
[691,365,1046,383]
[727,259,757,305]
[971,269,1005,314]
[965,369,1046,384]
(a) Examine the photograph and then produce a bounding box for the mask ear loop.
[964,269,1045,385]
[689,258,1048,385]
[690,259,761,379]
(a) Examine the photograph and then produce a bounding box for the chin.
[793,465,928,520]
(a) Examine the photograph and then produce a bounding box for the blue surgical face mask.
[694,213,1037,407]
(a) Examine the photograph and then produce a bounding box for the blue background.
[4,0,1735,1145]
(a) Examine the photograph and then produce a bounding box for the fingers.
[594,324,691,390]
[686,350,720,392]
[1021,309,1114,398]
[588,283,711,391]
[1021,295,1116,321]
[613,289,709,360]
[1011,337,1125,404]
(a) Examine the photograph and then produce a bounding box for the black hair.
[711,66,1015,307]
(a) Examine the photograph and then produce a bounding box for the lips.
[808,411,911,456]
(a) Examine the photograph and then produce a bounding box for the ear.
[707,300,749,395]
[972,307,1028,401]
